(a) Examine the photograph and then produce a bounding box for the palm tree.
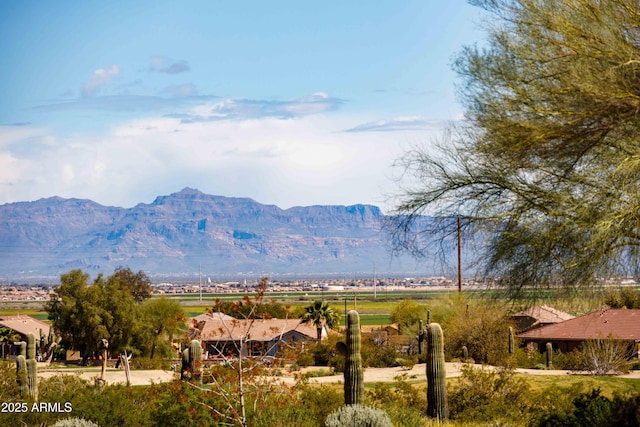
[301,300,341,343]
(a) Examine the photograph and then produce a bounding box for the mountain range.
[0,188,446,282]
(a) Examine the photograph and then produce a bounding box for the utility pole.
[373,262,377,300]
[457,217,462,293]
[199,263,202,302]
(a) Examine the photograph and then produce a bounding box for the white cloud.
[172,93,344,122]
[0,103,445,210]
[82,65,121,97]
[345,116,446,133]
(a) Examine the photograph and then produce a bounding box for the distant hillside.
[0,188,455,282]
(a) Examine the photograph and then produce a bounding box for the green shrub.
[128,357,171,370]
[296,353,314,367]
[430,294,513,365]
[325,405,393,427]
[299,384,343,423]
[251,405,318,427]
[368,375,426,427]
[448,365,531,423]
[534,388,612,427]
[0,361,20,401]
[301,368,334,378]
[361,337,401,368]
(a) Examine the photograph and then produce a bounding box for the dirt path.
[285,363,640,385]
[38,363,640,387]
[38,368,176,386]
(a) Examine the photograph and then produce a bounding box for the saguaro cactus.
[190,339,203,387]
[508,326,515,355]
[337,310,363,405]
[426,323,448,421]
[546,342,553,369]
[417,320,425,354]
[181,340,203,386]
[16,334,38,399]
[16,353,28,397]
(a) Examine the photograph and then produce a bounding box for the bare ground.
[37,363,640,387]
[38,367,176,386]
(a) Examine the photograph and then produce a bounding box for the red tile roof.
[199,318,317,342]
[512,305,574,324]
[518,309,640,341]
[0,315,50,338]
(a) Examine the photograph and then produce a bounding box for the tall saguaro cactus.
[181,340,203,386]
[508,326,515,355]
[16,333,38,400]
[426,323,448,421]
[339,310,363,405]
[191,339,203,386]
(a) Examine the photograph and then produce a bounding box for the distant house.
[196,317,319,359]
[361,324,413,351]
[0,315,50,341]
[0,315,50,359]
[518,309,640,353]
[509,305,575,332]
[191,311,236,324]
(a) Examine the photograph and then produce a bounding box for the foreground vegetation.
[2,360,640,427]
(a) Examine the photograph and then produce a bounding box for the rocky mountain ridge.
[0,188,430,281]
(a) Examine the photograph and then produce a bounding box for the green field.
[0,307,49,321]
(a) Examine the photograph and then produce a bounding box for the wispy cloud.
[31,94,219,113]
[150,56,190,74]
[82,65,121,97]
[344,116,446,133]
[171,92,344,123]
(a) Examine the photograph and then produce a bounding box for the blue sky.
[0,1,485,210]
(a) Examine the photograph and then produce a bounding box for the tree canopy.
[390,299,426,334]
[393,0,640,293]
[46,269,138,362]
[111,266,153,302]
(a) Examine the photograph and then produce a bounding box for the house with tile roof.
[0,315,51,359]
[0,315,50,340]
[196,317,319,359]
[509,305,575,332]
[517,309,640,353]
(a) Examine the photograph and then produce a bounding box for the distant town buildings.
[0,276,489,301]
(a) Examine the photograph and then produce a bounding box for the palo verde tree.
[136,296,186,359]
[393,0,640,295]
